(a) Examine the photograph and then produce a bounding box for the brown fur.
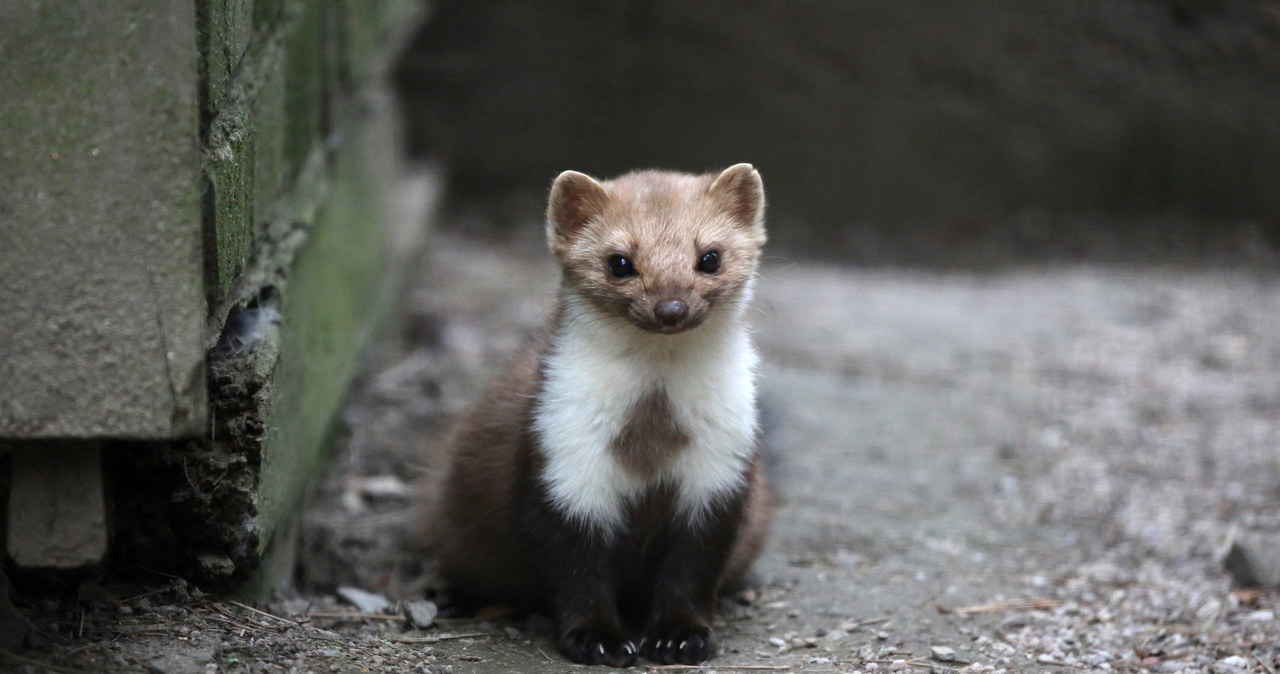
[609,389,690,480]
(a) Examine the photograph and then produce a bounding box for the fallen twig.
[391,632,489,644]
[946,598,1060,614]
[225,598,307,628]
[1254,651,1277,674]
[1230,588,1278,604]
[205,612,264,634]
[868,657,973,672]
[307,611,403,621]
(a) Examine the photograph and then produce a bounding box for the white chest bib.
[532,296,759,533]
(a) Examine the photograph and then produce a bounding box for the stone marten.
[426,164,772,666]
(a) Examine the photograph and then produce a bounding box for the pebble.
[1221,532,1280,588]
[768,636,787,649]
[403,599,438,629]
[931,645,958,662]
[890,659,910,671]
[1219,655,1249,668]
[337,587,391,614]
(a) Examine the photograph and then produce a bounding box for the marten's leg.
[640,487,747,665]
[522,496,637,667]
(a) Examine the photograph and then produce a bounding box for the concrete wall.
[1,0,430,585]
[0,2,206,438]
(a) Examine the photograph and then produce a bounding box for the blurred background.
[396,0,1280,265]
[5,2,1280,670]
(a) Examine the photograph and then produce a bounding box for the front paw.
[641,623,716,665]
[559,626,638,667]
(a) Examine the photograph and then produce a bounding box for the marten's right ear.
[546,170,607,252]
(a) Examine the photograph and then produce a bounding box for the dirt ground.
[8,218,1280,673]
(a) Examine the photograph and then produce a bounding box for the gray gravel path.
[327,232,1277,673]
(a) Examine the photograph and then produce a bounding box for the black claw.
[642,624,716,665]
[559,627,638,667]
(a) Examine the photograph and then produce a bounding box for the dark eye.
[697,250,721,274]
[607,254,637,278]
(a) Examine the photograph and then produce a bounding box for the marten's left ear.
[547,170,608,253]
[708,163,766,237]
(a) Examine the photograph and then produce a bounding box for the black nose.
[654,300,689,326]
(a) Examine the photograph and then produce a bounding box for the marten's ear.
[547,170,608,252]
[708,163,766,237]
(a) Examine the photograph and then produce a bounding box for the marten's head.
[546,164,767,335]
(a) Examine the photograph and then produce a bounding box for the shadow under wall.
[396,0,1280,266]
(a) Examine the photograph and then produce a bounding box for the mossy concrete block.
[254,0,288,32]
[204,103,257,308]
[196,0,254,120]
[338,0,423,85]
[0,1,206,438]
[203,15,304,310]
[283,0,328,185]
[113,83,429,588]
[255,106,399,562]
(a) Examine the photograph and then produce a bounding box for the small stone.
[403,599,438,629]
[1244,609,1275,622]
[736,588,759,605]
[890,659,910,671]
[1195,598,1221,621]
[875,630,890,641]
[197,554,236,578]
[503,626,520,639]
[337,587,391,614]
[1220,655,1249,668]
[1221,532,1280,588]
[931,645,958,662]
[789,636,806,649]
[768,636,787,649]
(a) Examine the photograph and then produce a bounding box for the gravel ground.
[9,224,1279,673]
